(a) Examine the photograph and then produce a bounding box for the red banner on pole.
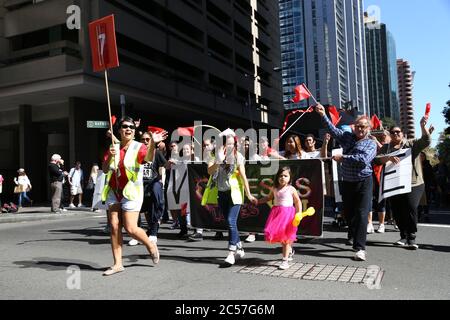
[88,15,120,72]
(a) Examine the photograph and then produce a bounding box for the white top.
[303,150,321,159]
[68,168,83,187]
[15,175,31,187]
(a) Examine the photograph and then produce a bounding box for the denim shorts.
[105,190,143,212]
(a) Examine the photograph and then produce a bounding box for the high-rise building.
[397,59,415,138]
[279,0,369,114]
[0,0,282,202]
[364,14,399,123]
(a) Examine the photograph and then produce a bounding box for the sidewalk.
[0,206,105,224]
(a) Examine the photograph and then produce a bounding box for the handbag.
[14,185,22,194]
[201,176,218,206]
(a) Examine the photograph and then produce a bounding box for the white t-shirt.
[69,168,83,187]
[304,150,321,159]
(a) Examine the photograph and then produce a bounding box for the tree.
[381,117,397,130]
[436,95,450,168]
[444,100,450,135]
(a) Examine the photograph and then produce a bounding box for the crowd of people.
[0,103,448,275]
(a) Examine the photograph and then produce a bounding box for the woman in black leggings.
[375,117,432,249]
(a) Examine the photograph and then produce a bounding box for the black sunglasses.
[141,138,151,142]
[390,130,402,134]
[121,124,136,130]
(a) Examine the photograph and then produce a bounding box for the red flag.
[328,106,342,126]
[177,127,194,136]
[425,103,431,118]
[111,115,117,125]
[147,126,165,134]
[88,15,120,72]
[371,114,381,130]
[291,84,311,103]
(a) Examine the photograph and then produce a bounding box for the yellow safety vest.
[101,140,144,202]
[202,162,245,206]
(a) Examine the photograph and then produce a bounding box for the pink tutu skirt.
[264,206,298,243]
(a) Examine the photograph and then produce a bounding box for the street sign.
[87,121,109,129]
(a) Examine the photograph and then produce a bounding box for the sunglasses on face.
[141,138,151,142]
[390,130,402,134]
[355,125,368,129]
[121,124,136,130]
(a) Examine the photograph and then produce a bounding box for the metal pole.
[248,90,254,129]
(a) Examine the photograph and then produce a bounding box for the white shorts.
[70,185,83,195]
[105,190,143,212]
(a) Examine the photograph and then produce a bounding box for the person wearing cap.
[48,154,68,213]
[14,169,33,208]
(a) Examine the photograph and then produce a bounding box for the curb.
[0,210,105,224]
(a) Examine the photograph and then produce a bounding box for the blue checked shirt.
[322,115,377,182]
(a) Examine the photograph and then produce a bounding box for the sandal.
[102,265,124,276]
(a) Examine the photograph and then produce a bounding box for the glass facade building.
[365,18,400,123]
[279,0,369,113]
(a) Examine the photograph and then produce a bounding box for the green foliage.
[437,135,450,168]
[381,117,397,130]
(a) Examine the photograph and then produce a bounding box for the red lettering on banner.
[88,15,120,72]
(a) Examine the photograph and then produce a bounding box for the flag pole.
[279,106,313,139]
[105,70,114,146]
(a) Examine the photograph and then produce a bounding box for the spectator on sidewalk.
[85,163,99,209]
[0,174,3,208]
[14,168,33,208]
[68,161,84,208]
[48,154,68,213]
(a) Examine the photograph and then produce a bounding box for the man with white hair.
[48,154,68,213]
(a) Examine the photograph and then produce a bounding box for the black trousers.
[390,184,425,240]
[140,181,165,237]
[342,177,373,251]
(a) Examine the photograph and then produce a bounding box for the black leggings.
[389,184,425,239]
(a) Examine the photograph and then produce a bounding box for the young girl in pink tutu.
[259,166,302,270]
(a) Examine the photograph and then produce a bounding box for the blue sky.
[365,0,450,147]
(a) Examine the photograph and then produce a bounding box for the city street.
[0,208,449,300]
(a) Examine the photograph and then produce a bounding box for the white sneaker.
[376,224,385,233]
[77,204,85,208]
[224,252,236,265]
[235,248,245,259]
[149,236,157,243]
[367,223,375,234]
[69,203,76,208]
[279,259,290,270]
[354,250,366,261]
[128,239,139,246]
[62,208,68,212]
[245,234,256,242]
[287,248,295,261]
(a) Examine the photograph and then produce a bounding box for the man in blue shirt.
[316,104,377,261]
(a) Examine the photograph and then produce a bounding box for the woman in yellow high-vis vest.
[207,134,258,265]
[101,116,167,276]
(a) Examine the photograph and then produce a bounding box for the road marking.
[418,224,450,228]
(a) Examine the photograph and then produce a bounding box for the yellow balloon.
[292,207,316,227]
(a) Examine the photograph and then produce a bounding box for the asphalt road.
[0,212,449,300]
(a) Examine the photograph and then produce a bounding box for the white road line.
[418,223,450,228]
